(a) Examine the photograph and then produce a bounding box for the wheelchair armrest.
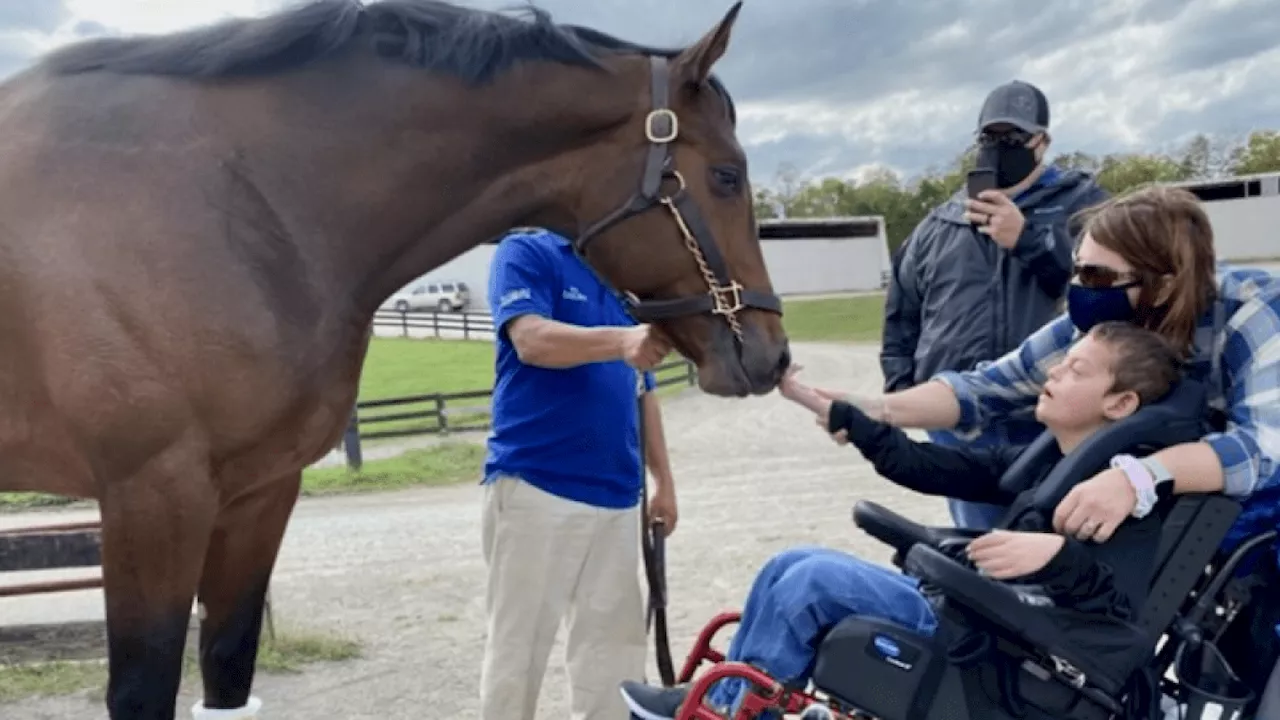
[902,544,1138,698]
[853,500,983,562]
[901,544,1041,639]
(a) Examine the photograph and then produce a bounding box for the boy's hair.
[1087,321,1184,404]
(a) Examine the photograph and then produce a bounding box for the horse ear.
[673,1,742,85]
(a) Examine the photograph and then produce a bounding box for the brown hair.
[1074,185,1217,355]
[1088,321,1184,405]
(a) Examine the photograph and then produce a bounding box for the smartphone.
[966,168,997,200]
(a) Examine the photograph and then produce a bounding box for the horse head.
[534,3,790,397]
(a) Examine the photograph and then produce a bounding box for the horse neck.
[240,54,640,320]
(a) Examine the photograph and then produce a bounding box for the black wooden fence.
[340,357,697,469]
[372,308,496,340]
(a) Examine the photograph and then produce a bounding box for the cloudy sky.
[3,0,1278,186]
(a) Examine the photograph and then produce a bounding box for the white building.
[405,216,891,310]
[756,216,891,296]
[1166,171,1280,262]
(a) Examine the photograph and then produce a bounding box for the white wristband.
[1111,453,1158,518]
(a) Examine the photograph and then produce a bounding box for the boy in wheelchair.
[622,322,1191,720]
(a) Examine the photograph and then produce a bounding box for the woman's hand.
[778,366,863,443]
[779,365,834,417]
[1052,468,1138,543]
[966,530,1065,579]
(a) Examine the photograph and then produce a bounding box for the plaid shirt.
[934,265,1280,500]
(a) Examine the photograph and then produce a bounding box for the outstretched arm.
[488,233,667,369]
[827,400,1019,506]
[877,313,1079,431]
[800,315,1078,435]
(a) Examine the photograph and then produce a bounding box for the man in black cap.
[879,80,1109,531]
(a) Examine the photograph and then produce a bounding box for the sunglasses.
[1072,263,1141,289]
[977,129,1034,147]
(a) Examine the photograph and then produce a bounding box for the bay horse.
[0,0,790,718]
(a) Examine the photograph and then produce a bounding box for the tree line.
[752,130,1280,255]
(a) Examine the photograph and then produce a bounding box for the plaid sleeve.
[932,313,1078,432]
[1201,287,1280,497]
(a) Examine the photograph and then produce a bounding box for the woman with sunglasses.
[793,184,1280,547]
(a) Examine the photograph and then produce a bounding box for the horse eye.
[709,165,742,196]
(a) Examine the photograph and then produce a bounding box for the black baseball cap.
[977,80,1050,134]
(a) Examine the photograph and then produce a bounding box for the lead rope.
[638,380,677,686]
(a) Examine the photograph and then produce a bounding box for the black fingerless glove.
[827,399,858,434]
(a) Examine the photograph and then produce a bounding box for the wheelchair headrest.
[997,379,1210,511]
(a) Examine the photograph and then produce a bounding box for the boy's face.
[1035,335,1140,433]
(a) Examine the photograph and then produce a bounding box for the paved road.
[2,340,953,719]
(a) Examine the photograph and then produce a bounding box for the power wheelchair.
[669,380,1279,720]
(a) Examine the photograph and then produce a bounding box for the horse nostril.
[776,346,792,374]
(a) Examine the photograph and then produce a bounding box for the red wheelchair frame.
[671,611,865,720]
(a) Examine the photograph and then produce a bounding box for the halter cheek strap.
[572,55,782,341]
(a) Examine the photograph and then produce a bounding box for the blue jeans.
[928,429,1008,531]
[705,546,939,718]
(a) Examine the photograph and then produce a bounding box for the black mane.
[40,0,735,121]
[42,0,591,82]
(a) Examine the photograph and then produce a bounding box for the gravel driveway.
[4,341,952,719]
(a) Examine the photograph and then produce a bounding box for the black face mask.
[976,140,1039,188]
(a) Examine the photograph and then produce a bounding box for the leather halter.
[573,56,783,340]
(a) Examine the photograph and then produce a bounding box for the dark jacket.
[881,168,1109,399]
[829,399,1166,699]
[829,399,1158,619]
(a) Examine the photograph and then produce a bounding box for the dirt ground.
[3,341,953,719]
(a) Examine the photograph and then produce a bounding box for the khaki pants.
[479,474,647,720]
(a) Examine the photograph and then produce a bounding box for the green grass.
[358,336,692,400]
[0,444,487,511]
[300,442,486,497]
[781,294,886,343]
[0,626,361,704]
[359,337,495,399]
[355,336,693,437]
[0,492,78,512]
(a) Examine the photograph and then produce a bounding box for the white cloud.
[63,0,277,34]
[1,0,1276,188]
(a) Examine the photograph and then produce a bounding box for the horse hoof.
[191,696,263,719]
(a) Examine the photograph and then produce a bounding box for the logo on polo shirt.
[499,288,531,308]
[562,286,587,302]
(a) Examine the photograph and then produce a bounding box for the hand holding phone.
[964,169,1025,248]
[966,168,998,200]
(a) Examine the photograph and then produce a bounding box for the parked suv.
[386,279,471,313]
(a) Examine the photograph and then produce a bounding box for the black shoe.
[619,680,690,720]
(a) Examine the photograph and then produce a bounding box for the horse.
[0,0,789,717]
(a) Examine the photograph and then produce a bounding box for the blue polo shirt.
[482,228,656,509]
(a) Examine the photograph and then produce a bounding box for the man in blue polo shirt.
[478,227,679,720]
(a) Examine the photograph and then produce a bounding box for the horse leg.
[192,471,302,719]
[99,451,219,720]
